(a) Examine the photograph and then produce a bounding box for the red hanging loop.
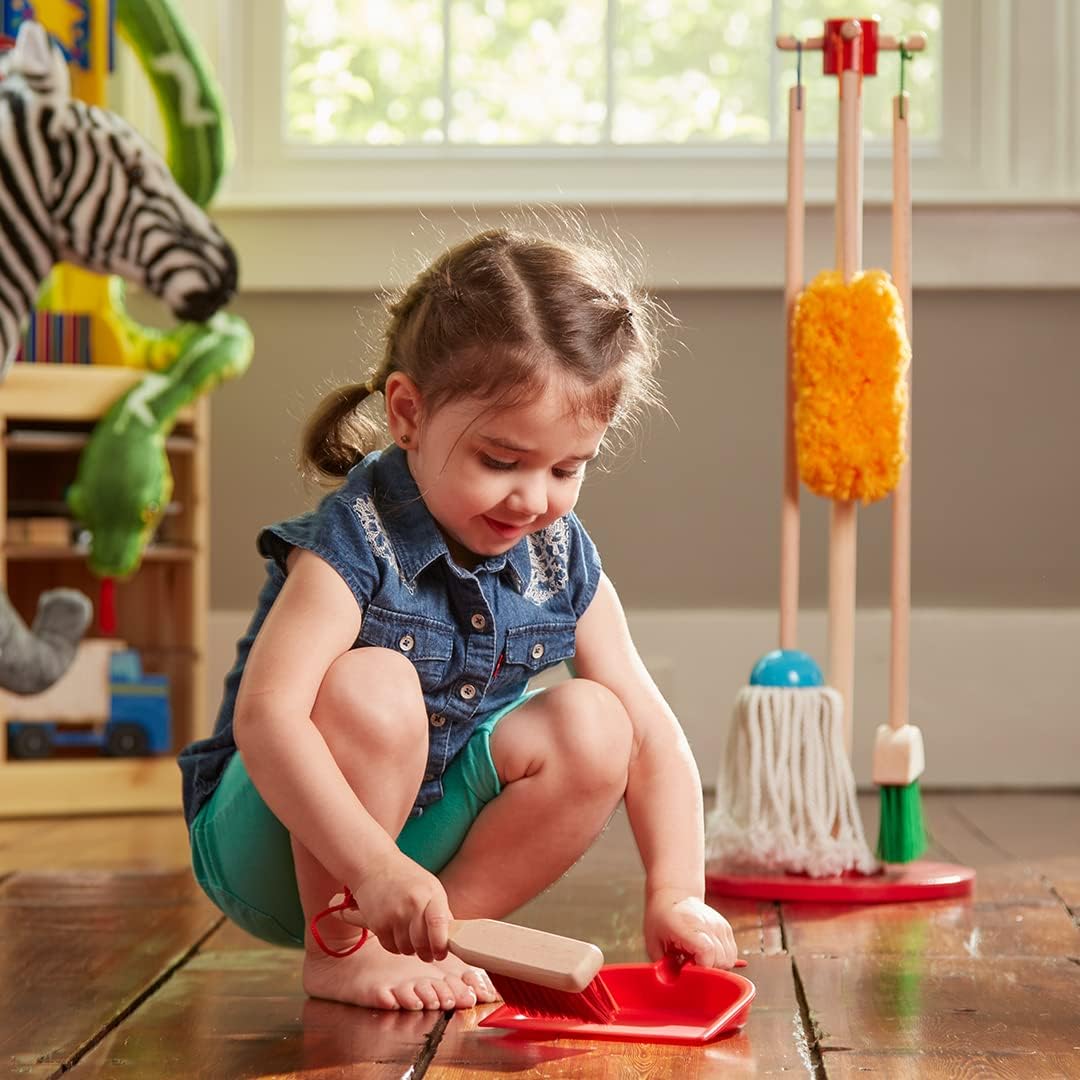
[99,577,117,635]
[310,886,370,958]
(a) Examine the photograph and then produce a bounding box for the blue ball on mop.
[749,649,824,688]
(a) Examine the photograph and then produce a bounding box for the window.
[210,0,970,207]
[283,0,941,148]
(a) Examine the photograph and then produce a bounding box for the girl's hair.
[300,226,663,482]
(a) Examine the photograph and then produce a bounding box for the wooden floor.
[2,792,1078,1078]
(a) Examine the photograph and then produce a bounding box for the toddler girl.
[179,227,736,1011]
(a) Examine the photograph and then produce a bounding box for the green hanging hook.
[899,46,913,119]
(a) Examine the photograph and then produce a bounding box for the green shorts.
[189,693,532,947]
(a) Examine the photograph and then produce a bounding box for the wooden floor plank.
[786,796,1080,1077]
[782,859,1080,961]
[920,793,1011,868]
[427,955,806,1078]
[947,793,1080,861]
[65,948,441,1079]
[796,953,1080,1078]
[1041,859,1080,926]
[827,1054,1080,1079]
[0,869,221,1077]
[200,917,280,952]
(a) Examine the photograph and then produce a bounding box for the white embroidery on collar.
[524,519,570,605]
[353,495,415,594]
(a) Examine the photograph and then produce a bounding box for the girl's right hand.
[340,849,453,963]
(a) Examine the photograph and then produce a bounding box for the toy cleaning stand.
[706,18,974,904]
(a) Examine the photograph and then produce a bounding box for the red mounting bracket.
[823,17,879,76]
[777,20,925,76]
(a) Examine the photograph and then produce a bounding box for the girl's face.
[394,376,606,568]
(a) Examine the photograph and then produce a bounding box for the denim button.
[430,712,446,728]
[459,683,477,700]
[424,772,434,782]
[471,613,487,631]
[398,634,414,652]
[531,642,545,660]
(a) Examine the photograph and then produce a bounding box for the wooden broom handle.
[829,24,863,757]
[889,93,913,732]
[780,82,805,651]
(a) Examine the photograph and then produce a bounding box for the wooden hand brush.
[326,894,618,1023]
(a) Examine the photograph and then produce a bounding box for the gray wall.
[184,289,1079,612]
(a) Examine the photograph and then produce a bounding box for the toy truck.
[2,639,171,759]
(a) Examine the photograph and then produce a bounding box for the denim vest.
[179,445,602,828]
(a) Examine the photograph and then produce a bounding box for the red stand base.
[706,860,975,903]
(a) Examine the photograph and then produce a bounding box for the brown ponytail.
[299,381,383,481]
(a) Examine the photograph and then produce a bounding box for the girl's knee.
[312,647,426,754]
[544,679,633,788]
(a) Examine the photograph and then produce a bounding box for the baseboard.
[209,607,1080,788]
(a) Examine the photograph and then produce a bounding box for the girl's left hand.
[644,892,739,970]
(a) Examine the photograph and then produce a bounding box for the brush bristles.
[877,779,928,863]
[489,971,618,1024]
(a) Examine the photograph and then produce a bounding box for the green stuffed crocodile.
[68,313,252,579]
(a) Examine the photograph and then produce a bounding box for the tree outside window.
[284,0,941,148]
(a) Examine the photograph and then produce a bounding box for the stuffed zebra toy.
[0,20,237,379]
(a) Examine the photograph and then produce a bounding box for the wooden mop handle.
[779,81,805,652]
[828,20,865,757]
[776,21,925,755]
[890,92,913,732]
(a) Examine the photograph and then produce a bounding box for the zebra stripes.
[0,88,56,359]
[0,21,237,378]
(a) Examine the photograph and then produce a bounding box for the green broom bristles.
[876,779,927,863]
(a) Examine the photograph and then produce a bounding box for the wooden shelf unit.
[0,364,210,816]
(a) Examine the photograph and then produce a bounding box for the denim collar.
[372,445,530,592]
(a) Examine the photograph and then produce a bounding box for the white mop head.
[871,723,925,786]
[705,685,878,878]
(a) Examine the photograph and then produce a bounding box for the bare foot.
[303,934,499,1010]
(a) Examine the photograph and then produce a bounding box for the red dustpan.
[479,959,755,1045]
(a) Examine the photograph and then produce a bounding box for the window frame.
[118,0,1080,290]
[221,0,989,206]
